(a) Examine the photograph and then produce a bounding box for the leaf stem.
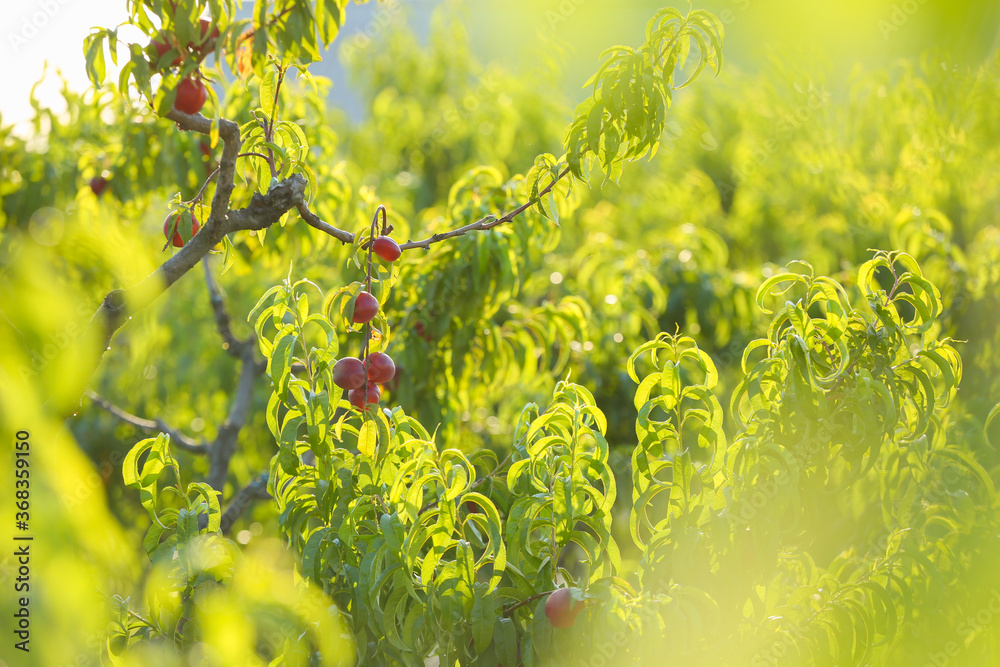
[264,65,286,179]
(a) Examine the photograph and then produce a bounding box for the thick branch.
[82,172,305,396]
[203,259,247,358]
[82,111,242,391]
[164,109,241,227]
[202,258,266,492]
[224,174,308,233]
[86,390,208,454]
[219,472,271,534]
[206,341,261,492]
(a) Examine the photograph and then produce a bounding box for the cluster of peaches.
[332,236,402,411]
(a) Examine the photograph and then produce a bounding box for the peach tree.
[47,0,999,665]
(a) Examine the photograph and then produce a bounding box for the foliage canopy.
[1,1,1000,666]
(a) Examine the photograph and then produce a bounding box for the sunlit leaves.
[506,381,619,585]
[525,153,572,224]
[987,401,1000,447]
[626,334,724,558]
[565,8,724,182]
[858,251,942,335]
[85,0,349,108]
[123,432,181,528]
[65,1,1000,663]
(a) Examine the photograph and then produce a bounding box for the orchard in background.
[2,1,1000,666]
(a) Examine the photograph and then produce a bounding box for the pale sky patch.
[0,0,144,133]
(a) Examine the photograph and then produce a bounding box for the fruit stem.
[502,590,555,617]
[360,205,387,420]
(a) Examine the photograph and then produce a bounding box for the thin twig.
[503,590,554,617]
[86,390,208,454]
[98,589,157,630]
[361,206,387,401]
[184,166,220,207]
[263,65,286,179]
[399,167,571,251]
[418,450,515,515]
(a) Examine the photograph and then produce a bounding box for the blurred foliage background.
[1,0,1000,665]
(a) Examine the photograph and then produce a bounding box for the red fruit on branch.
[150,33,182,68]
[366,352,395,384]
[373,236,401,262]
[333,358,366,390]
[349,383,381,410]
[195,19,220,47]
[163,210,200,247]
[190,19,221,57]
[90,176,108,197]
[545,588,583,629]
[352,291,379,324]
[174,78,208,115]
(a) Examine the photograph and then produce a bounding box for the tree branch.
[203,259,246,358]
[296,201,355,244]
[205,340,262,492]
[164,109,241,228]
[399,167,571,251]
[82,172,306,399]
[219,471,270,534]
[90,256,265,495]
[81,110,242,395]
[202,257,266,492]
[76,110,568,415]
[86,390,208,454]
[503,590,555,617]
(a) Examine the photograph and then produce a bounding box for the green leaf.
[495,616,518,667]
[358,419,377,457]
[260,68,277,120]
[84,31,107,86]
[471,583,494,653]
[987,401,1000,446]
